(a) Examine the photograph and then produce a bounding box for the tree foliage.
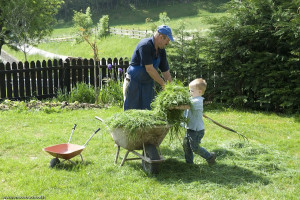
[204,0,300,112]
[98,15,110,38]
[168,21,209,89]
[0,0,63,58]
[72,7,102,102]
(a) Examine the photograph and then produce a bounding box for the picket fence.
[0,58,129,100]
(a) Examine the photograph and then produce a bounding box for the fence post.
[76,59,82,83]
[42,60,48,96]
[83,59,89,85]
[24,61,31,97]
[48,60,54,95]
[57,59,63,92]
[64,59,71,93]
[18,62,24,98]
[30,61,37,97]
[12,62,19,99]
[113,57,119,81]
[5,63,12,98]
[101,58,107,89]
[0,63,6,99]
[36,60,42,97]
[53,59,59,94]
[71,59,77,88]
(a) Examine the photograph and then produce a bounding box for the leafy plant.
[57,83,96,103]
[204,0,300,112]
[98,15,110,38]
[98,79,123,107]
[69,83,96,103]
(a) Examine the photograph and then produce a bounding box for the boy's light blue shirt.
[184,96,204,131]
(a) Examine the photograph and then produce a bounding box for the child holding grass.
[183,78,216,165]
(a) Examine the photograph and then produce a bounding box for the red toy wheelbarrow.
[43,124,100,168]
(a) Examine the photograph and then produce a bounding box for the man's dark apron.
[124,56,161,110]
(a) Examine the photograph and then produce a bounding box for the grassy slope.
[2,0,227,62]
[0,107,299,199]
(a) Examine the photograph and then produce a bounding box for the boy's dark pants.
[183,129,212,164]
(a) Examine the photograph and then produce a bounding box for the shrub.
[98,79,123,107]
[57,83,96,103]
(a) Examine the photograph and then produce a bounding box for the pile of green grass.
[106,109,167,135]
[106,82,191,140]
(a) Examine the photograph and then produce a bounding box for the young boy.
[183,78,216,165]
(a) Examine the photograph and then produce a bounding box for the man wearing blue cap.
[123,25,174,110]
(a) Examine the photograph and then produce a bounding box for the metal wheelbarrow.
[112,125,170,174]
[43,124,100,168]
[95,116,169,174]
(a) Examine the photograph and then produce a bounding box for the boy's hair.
[189,78,207,94]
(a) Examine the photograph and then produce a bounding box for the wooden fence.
[0,58,129,101]
[109,27,153,39]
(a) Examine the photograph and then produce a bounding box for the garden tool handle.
[84,128,100,147]
[68,124,77,143]
[95,116,104,122]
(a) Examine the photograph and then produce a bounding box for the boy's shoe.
[207,152,216,166]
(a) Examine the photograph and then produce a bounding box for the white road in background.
[16,44,69,61]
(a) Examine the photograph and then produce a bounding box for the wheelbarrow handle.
[68,124,77,143]
[83,128,100,147]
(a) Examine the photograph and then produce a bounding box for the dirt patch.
[0,100,104,111]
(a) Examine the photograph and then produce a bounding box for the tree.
[98,15,110,38]
[205,0,300,112]
[168,21,207,83]
[159,12,170,25]
[0,0,63,59]
[73,7,100,103]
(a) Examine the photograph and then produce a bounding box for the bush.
[98,79,123,107]
[204,0,300,113]
[57,83,96,103]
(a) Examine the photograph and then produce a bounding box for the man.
[123,25,174,110]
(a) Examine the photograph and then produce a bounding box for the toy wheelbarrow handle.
[84,128,100,147]
[68,124,77,143]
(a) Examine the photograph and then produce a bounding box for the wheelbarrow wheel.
[142,144,160,174]
[49,158,60,168]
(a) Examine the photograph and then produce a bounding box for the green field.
[0,106,299,199]
[3,0,227,62]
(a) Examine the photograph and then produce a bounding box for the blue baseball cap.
[157,25,174,42]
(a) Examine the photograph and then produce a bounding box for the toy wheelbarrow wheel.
[49,158,60,168]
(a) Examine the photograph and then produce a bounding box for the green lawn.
[2,0,228,62]
[0,106,299,199]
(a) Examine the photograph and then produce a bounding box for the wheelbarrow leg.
[80,154,84,162]
[114,145,120,165]
[67,160,76,165]
[120,150,130,167]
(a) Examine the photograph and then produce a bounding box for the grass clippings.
[106,81,191,140]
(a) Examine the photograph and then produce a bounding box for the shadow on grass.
[50,160,93,171]
[160,146,236,160]
[132,146,270,186]
[155,158,269,186]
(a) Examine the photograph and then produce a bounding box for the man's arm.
[162,70,172,83]
[145,64,165,87]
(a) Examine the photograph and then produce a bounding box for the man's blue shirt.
[130,37,169,72]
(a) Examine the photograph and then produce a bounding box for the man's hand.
[145,64,166,88]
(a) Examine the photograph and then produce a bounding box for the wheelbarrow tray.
[111,125,170,151]
[43,143,85,160]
